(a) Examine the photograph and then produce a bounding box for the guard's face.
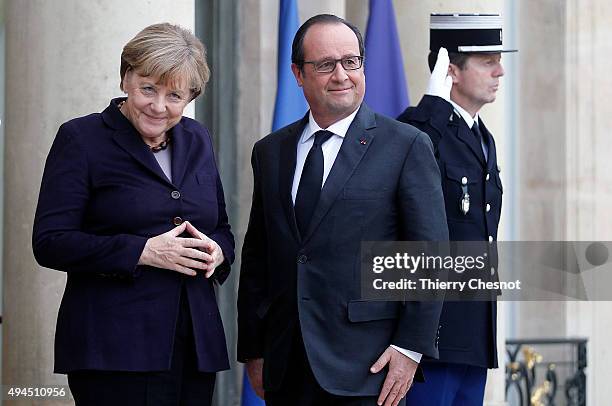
[292,23,365,128]
[450,53,504,112]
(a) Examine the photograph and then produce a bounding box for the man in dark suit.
[397,13,516,405]
[238,14,448,406]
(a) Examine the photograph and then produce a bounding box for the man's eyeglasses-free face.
[302,56,364,73]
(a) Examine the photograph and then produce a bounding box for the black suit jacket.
[398,95,502,368]
[33,99,235,373]
[237,104,449,396]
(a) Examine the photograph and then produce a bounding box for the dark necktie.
[294,130,334,237]
[471,122,489,162]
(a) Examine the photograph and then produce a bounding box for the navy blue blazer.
[398,95,502,368]
[33,99,235,373]
[238,104,449,396]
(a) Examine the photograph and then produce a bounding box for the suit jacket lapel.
[453,115,486,165]
[170,122,194,187]
[301,104,376,245]
[478,118,497,171]
[279,115,309,243]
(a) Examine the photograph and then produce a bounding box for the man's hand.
[370,346,418,406]
[245,358,265,399]
[425,47,453,101]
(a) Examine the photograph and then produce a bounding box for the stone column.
[516,0,612,404]
[2,1,194,403]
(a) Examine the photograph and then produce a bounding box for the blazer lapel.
[112,129,173,185]
[103,99,174,186]
[279,116,309,243]
[170,122,194,187]
[301,104,376,245]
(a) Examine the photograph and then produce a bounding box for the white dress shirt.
[449,100,478,129]
[291,109,357,203]
[291,108,422,364]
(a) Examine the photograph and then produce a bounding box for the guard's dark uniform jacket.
[397,95,502,368]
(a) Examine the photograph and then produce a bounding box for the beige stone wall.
[512,0,569,390]
[7,0,612,404]
[515,0,612,404]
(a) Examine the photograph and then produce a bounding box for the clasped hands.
[138,221,224,277]
[246,346,417,406]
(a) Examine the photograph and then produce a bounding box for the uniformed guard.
[397,13,516,406]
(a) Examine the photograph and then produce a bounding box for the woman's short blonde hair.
[120,23,210,100]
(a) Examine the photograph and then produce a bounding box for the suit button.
[489,235,494,243]
[486,173,490,181]
[173,216,183,226]
[297,255,308,264]
[491,267,496,276]
[461,176,468,185]
[486,203,491,212]
[171,190,181,199]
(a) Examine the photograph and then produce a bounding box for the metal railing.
[506,338,587,406]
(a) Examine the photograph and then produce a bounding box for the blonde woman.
[33,23,234,405]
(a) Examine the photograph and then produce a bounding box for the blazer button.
[486,173,490,181]
[297,255,308,264]
[173,216,183,226]
[486,203,491,212]
[171,190,181,199]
